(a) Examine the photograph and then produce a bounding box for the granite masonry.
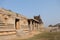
[0,8,44,36]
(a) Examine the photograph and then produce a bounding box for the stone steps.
[0,32,16,36]
[0,30,16,36]
[0,23,6,26]
[0,22,16,36]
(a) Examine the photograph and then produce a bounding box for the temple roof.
[0,8,27,19]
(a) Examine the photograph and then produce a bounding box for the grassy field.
[14,32,60,40]
[23,32,60,40]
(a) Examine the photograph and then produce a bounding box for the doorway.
[15,19,20,29]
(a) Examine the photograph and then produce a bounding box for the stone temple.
[0,8,44,36]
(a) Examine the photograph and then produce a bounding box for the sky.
[0,0,60,27]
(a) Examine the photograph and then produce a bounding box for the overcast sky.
[0,0,60,27]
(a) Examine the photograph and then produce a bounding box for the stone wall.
[20,18,28,30]
[0,15,15,31]
[0,8,44,36]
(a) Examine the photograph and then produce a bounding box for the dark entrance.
[15,19,20,29]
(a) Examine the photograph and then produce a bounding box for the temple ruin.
[0,8,44,35]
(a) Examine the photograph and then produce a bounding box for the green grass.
[14,32,60,40]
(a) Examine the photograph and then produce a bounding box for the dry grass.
[13,32,60,40]
[26,32,60,40]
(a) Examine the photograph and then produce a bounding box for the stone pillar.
[15,20,20,30]
[36,23,38,30]
[32,21,35,31]
[34,22,36,31]
[30,21,32,31]
[39,24,41,31]
[16,22,19,29]
[37,24,40,31]
[32,21,34,31]
[36,23,37,30]
[35,22,37,31]
[33,22,35,31]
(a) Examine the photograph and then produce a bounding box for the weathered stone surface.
[0,8,44,37]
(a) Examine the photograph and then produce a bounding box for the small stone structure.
[0,8,44,36]
[48,23,60,32]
